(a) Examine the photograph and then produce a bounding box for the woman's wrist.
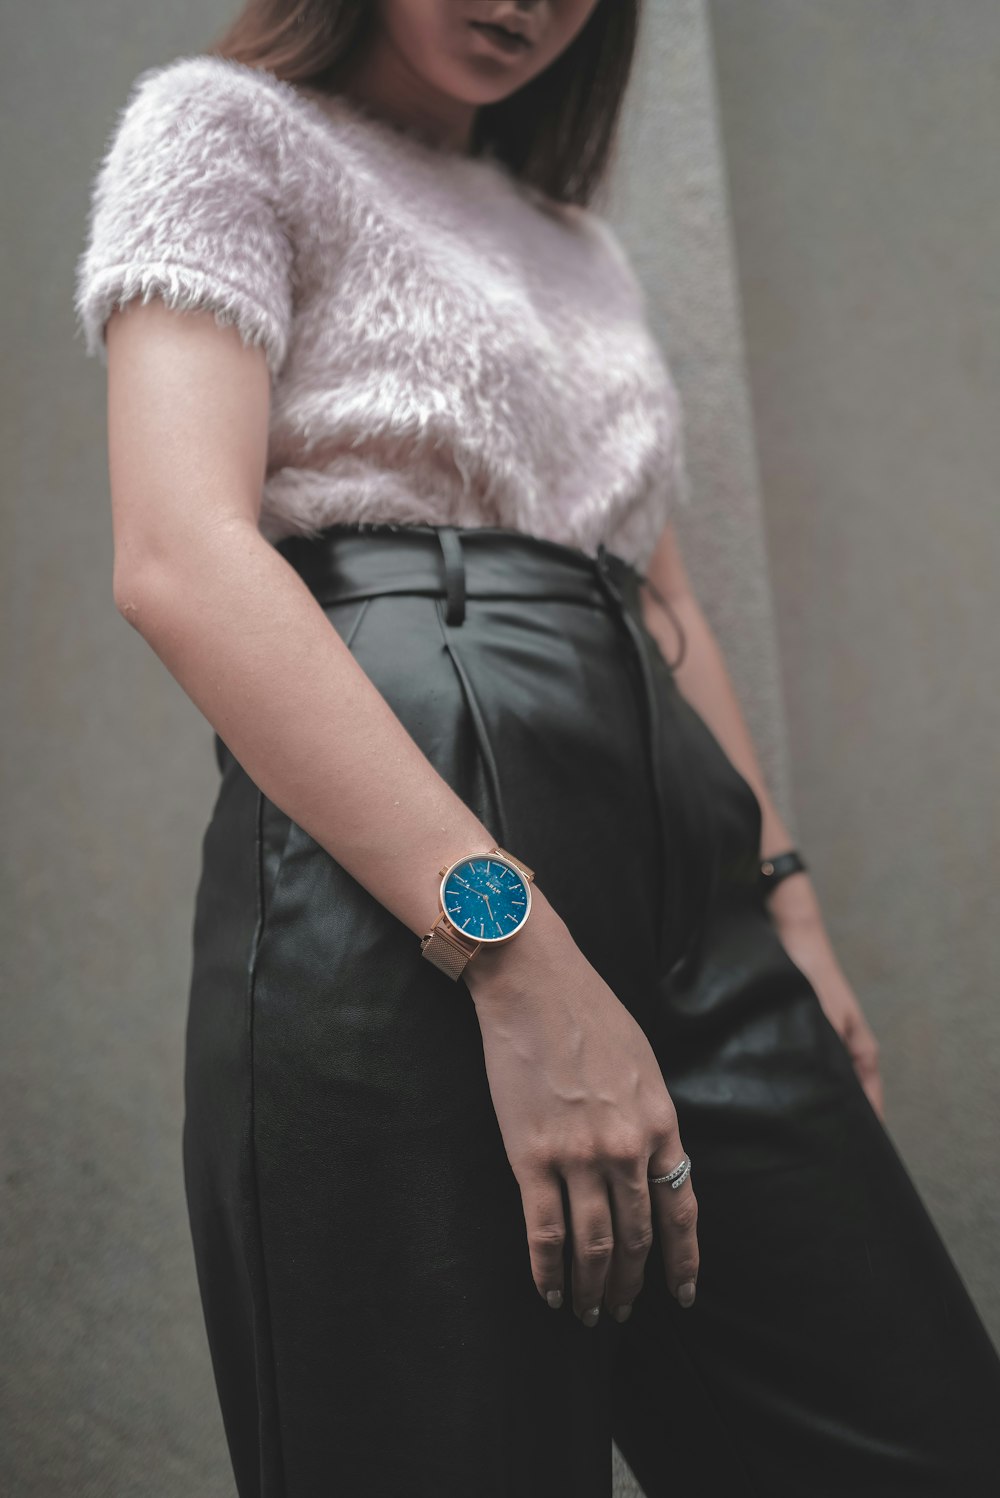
[763,867,822,930]
[463,886,574,1007]
[758,811,821,931]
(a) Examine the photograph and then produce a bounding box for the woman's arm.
[640,520,884,1116]
[639,519,819,930]
[102,297,704,1316]
[106,297,575,971]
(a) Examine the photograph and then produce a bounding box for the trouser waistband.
[272,520,646,624]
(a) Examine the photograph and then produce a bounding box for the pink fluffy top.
[74,53,691,569]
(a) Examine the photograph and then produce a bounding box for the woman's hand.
[767,887,885,1120]
[465,894,699,1326]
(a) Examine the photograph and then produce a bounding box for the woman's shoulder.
[103,52,309,160]
[106,53,426,205]
[74,52,308,378]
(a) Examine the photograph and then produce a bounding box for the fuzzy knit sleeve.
[73,56,294,379]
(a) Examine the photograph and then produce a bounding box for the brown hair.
[207,0,641,206]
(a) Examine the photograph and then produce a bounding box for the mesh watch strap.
[420,845,535,980]
[419,917,481,979]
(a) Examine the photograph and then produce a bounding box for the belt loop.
[436,525,466,625]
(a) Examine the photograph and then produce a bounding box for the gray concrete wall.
[708,0,1000,1345]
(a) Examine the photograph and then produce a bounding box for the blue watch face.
[442,856,530,943]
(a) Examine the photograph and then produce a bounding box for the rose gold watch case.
[436,848,534,948]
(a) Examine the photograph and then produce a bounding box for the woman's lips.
[468,20,533,55]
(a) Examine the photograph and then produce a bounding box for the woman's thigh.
[244,881,618,1496]
[612,699,1000,1497]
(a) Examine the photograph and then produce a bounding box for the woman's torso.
[76,54,691,570]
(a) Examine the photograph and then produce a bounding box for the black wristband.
[759,849,808,897]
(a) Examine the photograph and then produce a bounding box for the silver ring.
[647,1154,691,1190]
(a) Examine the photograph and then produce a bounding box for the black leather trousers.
[182,522,1000,1497]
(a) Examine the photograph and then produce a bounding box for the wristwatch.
[420,845,535,980]
[759,849,808,898]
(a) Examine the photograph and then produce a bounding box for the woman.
[74,2,1000,1494]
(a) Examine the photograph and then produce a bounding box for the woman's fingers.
[518,1138,695,1320]
[520,1167,569,1309]
[563,1165,616,1325]
[602,1163,655,1320]
[648,1145,700,1307]
[845,1011,884,1119]
[519,1164,626,1322]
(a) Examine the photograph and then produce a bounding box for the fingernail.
[545,1289,563,1309]
[581,1305,601,1327]
[677,1280,696,1308]
[612,1302,633,1323]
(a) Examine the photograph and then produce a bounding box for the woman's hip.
[187,518,771,1096]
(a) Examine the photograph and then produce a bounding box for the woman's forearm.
[113,518,570,983]
[640,584,820,927]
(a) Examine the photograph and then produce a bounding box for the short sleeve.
[73,55,294,379]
